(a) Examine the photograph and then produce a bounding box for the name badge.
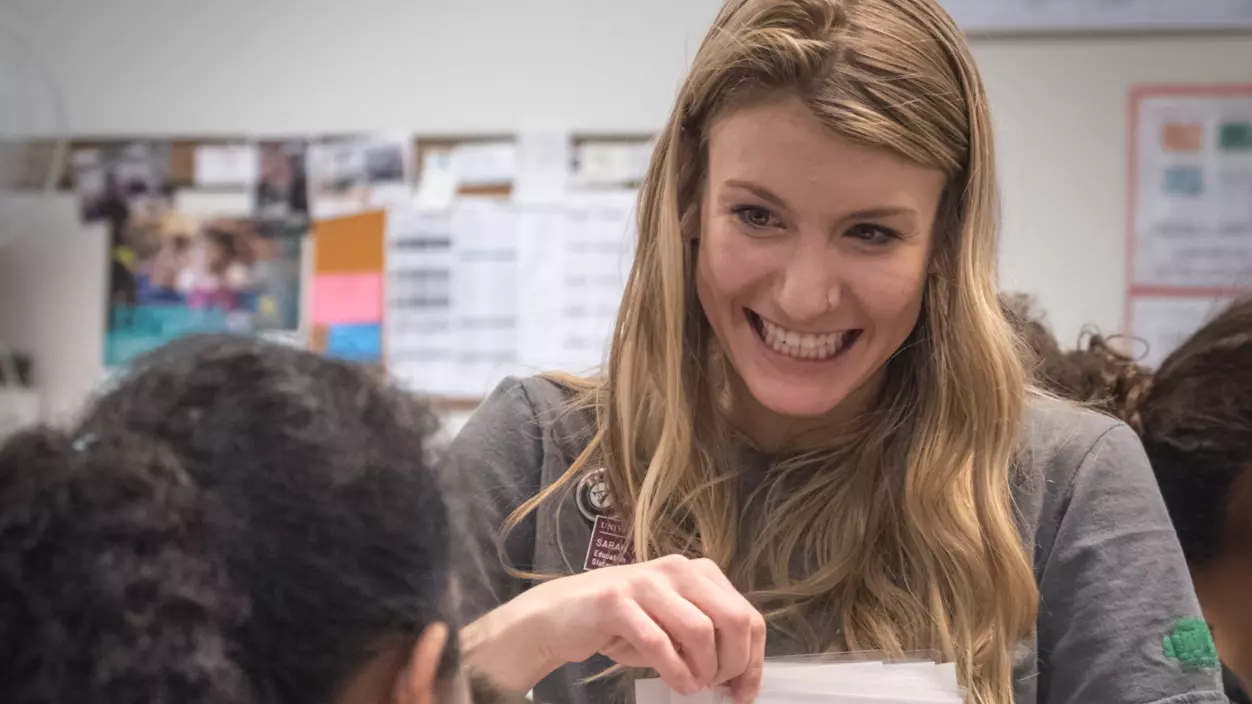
[583,515,636,571]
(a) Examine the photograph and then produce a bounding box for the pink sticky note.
[311,273,383,325]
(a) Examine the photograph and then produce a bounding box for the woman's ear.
[394,623,451,704]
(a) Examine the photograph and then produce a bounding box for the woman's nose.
[775,235,839,322]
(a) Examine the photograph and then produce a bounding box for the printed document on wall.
[386,206,456,395]
[517,190,637,374]
[513,130,571,205]
[1133,92,1252,289]
[449,198,521,397]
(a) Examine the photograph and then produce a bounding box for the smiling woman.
[442,1,1227,704]
[698,95,946,442]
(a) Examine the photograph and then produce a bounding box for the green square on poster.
[1218,122,1252,151]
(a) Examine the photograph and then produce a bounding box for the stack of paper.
[636,655,963,704]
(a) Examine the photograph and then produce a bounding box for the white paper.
[413,150,459,214]
[1132,93,1252,289]
[448,198,522,397]
[174,190,255,218]
[194,144,259,187]
[386,206,458,395]
[516,190,637,375]
[636,658,963,704]
[513,129,572,205]
[575,140,653,185]
[451,141,516,186]
[1130,295,1233,369]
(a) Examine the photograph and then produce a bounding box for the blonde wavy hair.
[504,1,1036,701]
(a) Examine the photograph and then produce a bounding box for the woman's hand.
[461,555,766,703]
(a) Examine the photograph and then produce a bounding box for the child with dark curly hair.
[1002,294,1252,704]
[0,335,520,704]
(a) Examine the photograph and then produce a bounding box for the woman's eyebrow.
[721,179,919,221]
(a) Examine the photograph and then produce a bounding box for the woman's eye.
[846,223,898,245]
[732,205,779,230]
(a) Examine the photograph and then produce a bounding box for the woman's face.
[696,94,946,441]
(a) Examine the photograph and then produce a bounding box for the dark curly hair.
[0,335,452,703]
[1003,293,1252,569]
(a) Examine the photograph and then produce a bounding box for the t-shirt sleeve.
[440,377,545,621]
[1037,423,1226,703]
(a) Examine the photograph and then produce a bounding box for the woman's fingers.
[607,596,701,695]
[634,578,719,687]
[726,608,767,704]
[688,559,762,686]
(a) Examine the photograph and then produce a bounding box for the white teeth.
[757,316,849,361]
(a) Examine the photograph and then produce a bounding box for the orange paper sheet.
[312,210,386,274]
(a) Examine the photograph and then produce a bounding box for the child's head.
[1139,299,1252,687]
[0,335,501,704]
[1005,294,1252,688]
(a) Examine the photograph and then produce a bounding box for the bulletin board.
[18,131,654,411]
[1125,84,1252,368]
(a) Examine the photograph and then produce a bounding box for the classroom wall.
[2,0,1250,435]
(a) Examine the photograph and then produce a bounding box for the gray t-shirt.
[444,376,1226,704]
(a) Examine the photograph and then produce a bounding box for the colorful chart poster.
[1128,85,1252,366]
[1131,86,1252,290]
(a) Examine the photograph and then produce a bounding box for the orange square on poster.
[312,210,386,274]
[311,273,383,325]
[1161,122,1204,152]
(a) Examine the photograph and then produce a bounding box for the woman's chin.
[747,382,851,422]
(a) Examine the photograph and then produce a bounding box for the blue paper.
[325,323,382,363]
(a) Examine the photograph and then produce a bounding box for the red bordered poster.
[1126,84,1252,367]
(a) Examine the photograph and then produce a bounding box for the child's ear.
[393,623,451,704]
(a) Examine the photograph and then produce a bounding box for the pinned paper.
[575,141,653,185]
[414,150,459,213]
[513,129,571,205]
[309,134,412,219]
[194,144,259,187]
[311,273,383,325]
[174,190,254,218]
[312,210,386,274]
[325,322,382,362]
[451,141,516,186]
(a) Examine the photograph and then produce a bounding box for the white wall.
[1,0,1250,432]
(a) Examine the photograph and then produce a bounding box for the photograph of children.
[105,212,303,367]
[308,134,412,219]
[254,139,309,222]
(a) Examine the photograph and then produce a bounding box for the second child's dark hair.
[1140,299,1252,566]
[1006,294,1252,568]
[0,335,451,703]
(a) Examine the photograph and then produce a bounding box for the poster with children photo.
[104,213,303,367]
